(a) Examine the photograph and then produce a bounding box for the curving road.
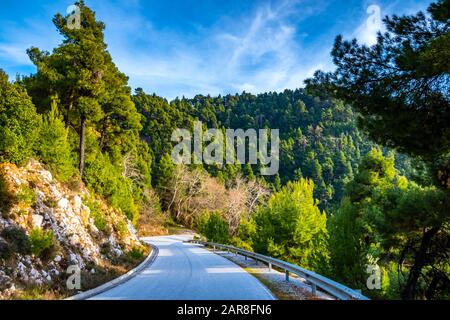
[91,234,275,300]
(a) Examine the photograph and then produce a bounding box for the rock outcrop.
[0,160,145,299]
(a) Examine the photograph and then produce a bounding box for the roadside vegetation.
[0,0,448,300]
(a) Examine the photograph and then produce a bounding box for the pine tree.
[154,153,176,208]
[26,1,114,177]
[306,0,450,189]
[254,179,329,272]
[0,70,41,165]
[37,99,75,181]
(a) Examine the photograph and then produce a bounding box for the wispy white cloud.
[0,0,430,99]
[0,44,32,65]
[106,0,333,98]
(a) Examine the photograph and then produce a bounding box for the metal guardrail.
[188,240,369,301]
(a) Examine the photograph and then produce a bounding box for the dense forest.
[0,0,448,300]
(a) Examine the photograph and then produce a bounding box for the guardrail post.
[311,283,317,296]
[189,240,369,300]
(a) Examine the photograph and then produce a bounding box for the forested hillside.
[0,0,448,300]
[136,88,377,211]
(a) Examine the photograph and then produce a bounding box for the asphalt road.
[91,234,275,300]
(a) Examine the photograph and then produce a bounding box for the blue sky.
[0,0,432,99]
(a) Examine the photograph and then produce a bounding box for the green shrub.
[197,210,230,244]
[17,184,37,207]
[83,152,139,224]
[230,237,253,251]
[1,226,31,254]
[0,70,41,165]
[237,218,257,245]
[113,220,128,237]
[29,228,56,258]
[0,237,13,260]
[36,101,75,181]
[125,246,145,261]
[253,179,329,273]
[109,181,139,224]
[377,263,406,300]
[85,198,108,232]
[100,241,112,256]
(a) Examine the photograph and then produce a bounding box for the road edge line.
[190,243,278,301]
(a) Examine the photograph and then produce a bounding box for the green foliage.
[0,70,41,165]
[134,90,191,163]
[377,263,408,300]
[17,184,37,207]
[23,2,147,228]
[85,197,108,232]
[0,237,12,260]
[307,1,450,159]
[253,179,329,272]
[197,211,231,244]
[328,198,368,288]
[135,88,375,211]
[229,218,257,251]
[113,220,129,237]
[230,237,254,252]
[36,100,75,181]
[330,149,450,299]
[304,0,450,299]
[237,218,257,245]
[329,149,400,291]
[83,151,139,224]
[29,228,56,258]
[0,0,446,301]
[1,226,31,255]
[124,246,146,263]
[305,0,450,190]
[154,153,176,209]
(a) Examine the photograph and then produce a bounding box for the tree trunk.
[425,272,441,300]
[79,115,86,178]
[66,90,75,128]
[401,227,440,300]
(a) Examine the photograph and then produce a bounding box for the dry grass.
[11,285,62,300]
[242,267,299,300]
[6,247,151,300]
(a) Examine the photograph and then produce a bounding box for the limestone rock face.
[0,160,145,299]
[32,215,43,228]
[0,271,12,291]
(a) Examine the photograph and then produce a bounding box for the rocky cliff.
[0,160,146,299]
